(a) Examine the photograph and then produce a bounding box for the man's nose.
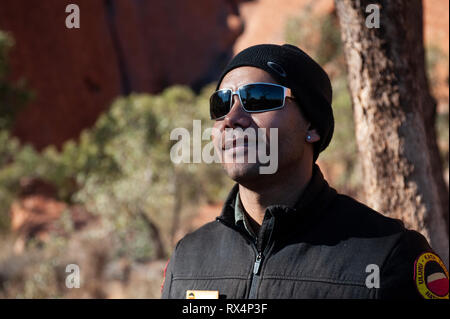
[222,94,252,129]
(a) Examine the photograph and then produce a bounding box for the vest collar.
[217,164,337,228]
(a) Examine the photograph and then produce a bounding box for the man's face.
[212,66,312,183]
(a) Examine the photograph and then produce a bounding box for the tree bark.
[335,0,449,265]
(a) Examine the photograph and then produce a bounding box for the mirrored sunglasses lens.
[210,90,231,119]
[239,84,284,111]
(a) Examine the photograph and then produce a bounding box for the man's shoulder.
[315,191,430,262]
[178,219,220,242]
[175,219,238,253]
[327,192,406,235]
[325,192,432,262]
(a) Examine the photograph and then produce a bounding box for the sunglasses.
[210,82,293,120]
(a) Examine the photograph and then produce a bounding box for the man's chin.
[222,163,262,183]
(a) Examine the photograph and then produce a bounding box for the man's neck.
[238,163,313,226]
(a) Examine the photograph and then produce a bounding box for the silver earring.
[307,135,311,141]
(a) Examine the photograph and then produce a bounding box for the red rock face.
[0,0,245,150]
[0,0,121,149]
[1,0,446,150]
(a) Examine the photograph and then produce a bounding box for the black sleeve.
[378,230,434,299]
[160,257,174,299]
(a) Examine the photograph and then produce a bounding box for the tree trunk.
[169,169,183,247]
[335,0,449,266]
[138,210,166,259]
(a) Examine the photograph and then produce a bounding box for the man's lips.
[222,138,255,150]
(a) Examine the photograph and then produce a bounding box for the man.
[161,44,449,299]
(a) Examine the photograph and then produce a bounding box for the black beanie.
[216,43,334,162]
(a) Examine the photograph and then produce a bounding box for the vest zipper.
[216,217,270,299]
[248,248,264,299]
[253,252,263,275]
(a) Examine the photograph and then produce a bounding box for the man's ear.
[306,126,320,143]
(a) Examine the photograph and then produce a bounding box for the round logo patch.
[414,252,449,299]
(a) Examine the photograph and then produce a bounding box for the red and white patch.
[414,252,449,299]
[426,272,448,296]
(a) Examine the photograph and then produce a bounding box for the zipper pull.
[253,252,263,275]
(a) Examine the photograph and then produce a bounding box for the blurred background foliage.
[0,80,232,248]
[0,81,233,297]
[0,7,448,298]
[1,30,232,296]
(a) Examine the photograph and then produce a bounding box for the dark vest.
[162,165,432,299]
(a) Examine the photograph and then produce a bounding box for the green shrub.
[0,83,231,259]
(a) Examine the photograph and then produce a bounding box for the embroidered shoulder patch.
[414,252,449,299]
